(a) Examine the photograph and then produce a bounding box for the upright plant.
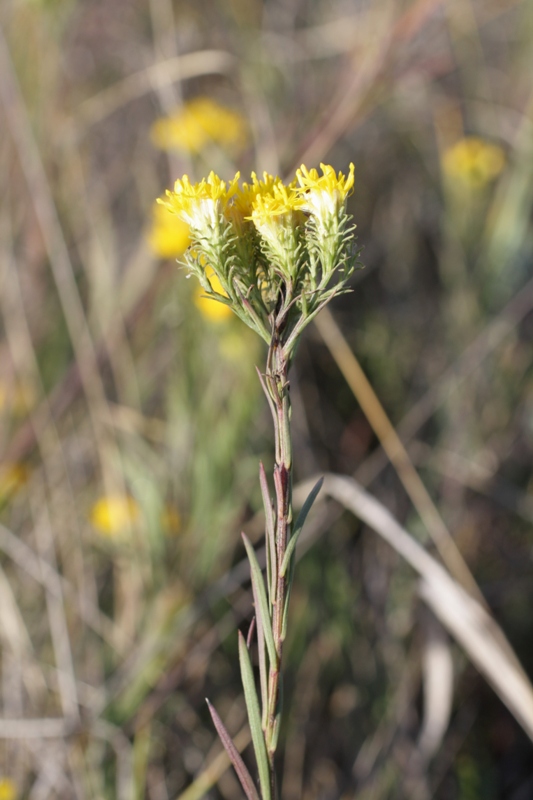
[160,163,359,798]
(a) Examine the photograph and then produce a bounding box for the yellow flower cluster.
[442,137,505,189]
[157,162,357,348]
[150,97,248,155]
[159,163,354,241]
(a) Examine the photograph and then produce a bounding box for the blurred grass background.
[1,0,533,797]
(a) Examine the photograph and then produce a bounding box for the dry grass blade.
[315,307,482,600]
[321,473,533,743]
[206,701,260,800]
[0,718,71,738]
[0,27,119,495]
[32,498,80,725]
[74,50,237,130]
[357,273,533,488]
[0,521,126,654]
[176,723,251,800]
[293,0,444,168]
[417,618,454,760]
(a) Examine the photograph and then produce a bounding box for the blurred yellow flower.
[0,380,36,417]
[0,464,29,502]
[90,495,140,538]
[0,778,17,800]
[148,202,190,258]
[218,329,258,363]
[150,97,248,156]
[194,267,233,323]
[442,137,505,189]
[160,505,181,536]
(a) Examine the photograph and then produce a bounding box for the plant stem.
[264,332,292,795]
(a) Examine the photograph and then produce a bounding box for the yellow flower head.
[90,495,140,538]
[248,181,303,279]
[194,266,233,323]
[148,202,190,258]
[159,171,240,231]
[0,778,17,800]
[229,172,277,216]
[0,380,36,417]
[0,463,29,502]
[155,162,359,345]
[160,505,181,536]
[225,172,281,234]
[296,162,355,220]
[250,181,301,234]
[442,137,505,189]
[150,97,248,155]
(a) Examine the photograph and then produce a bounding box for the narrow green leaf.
[266,674,282,754]
[259,463,277,606]
[234,285,270,344]
[206,699,261,800]
[251,581,269,731]
[246,617,256,650]
[238,632,272,800]
[280,477,323,577]
[281,396,291,468]
[281,552,294,643]
[242,533,277,670]
[255,366,277,430]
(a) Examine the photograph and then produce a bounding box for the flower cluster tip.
[158,163,360,353]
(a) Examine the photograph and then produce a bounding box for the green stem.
[263,334,292,797]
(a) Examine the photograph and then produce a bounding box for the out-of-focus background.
[2,0,533,797]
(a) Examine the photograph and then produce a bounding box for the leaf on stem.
[266,673,283,754]
[251,578,269,731]
[242,533,277,669]
[238,632,272,800]
[281,556,295,642]
[246,617,256,650]
[280,476,323,577]
[259,463,277,606]
[206,699,261,800]
[255,367,278,433]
